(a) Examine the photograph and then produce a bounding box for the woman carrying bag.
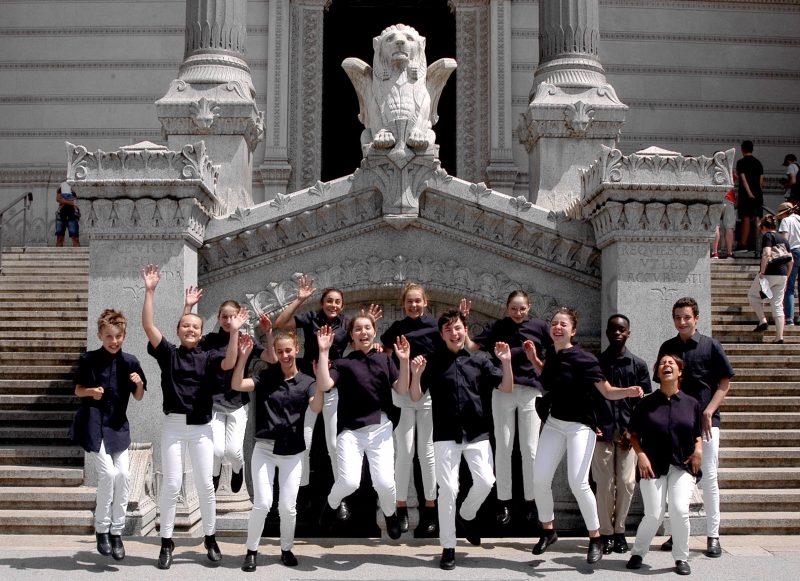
[748,214,793,344]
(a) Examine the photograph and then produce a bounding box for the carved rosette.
[580,145,734,248]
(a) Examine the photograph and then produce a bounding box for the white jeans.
[702,426,721,538]
[160,414,216,538]
[301,389,338,486]
[493,385,541,501]
[434,439,495,549]
[91,441,130,535]
[748,274,787,323]
[533,417,599,531]
[211,404,248,475]
[393,391,436,502]
[632,465,696,562]
[246,440,303,552]
[328,415,396,517]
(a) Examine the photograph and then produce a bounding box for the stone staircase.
[0,247,95,533]
[712,258,800,533]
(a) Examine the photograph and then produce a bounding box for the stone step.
[727,382,800,396]
[0,292,87,302]
[0,426,71,444]
[1,311,87,321]
[0,274,88,284]
[725,368,800,381]
[0,339,87,353]
[0,394,78,410]
[718,467,800,489]
[0,330,86,341]
[720,429,800,446]
[723,412,800,429]
[0,486,95,510]
[719,447,800,467]
[722,396,800,412]
[0,282,88,292]
[723,344,800,355]
[0,365,75,379]
[0,353,82,366]
[0,465,84,487]
[720,511,800,534]
[727,355,800,368]
[0,510,93,534]
[0,409,75,424]
[719,489,800,512]
[2,246,90,255]
[0,379,73,394]
[0,320,85,330]
[0,445,83,466]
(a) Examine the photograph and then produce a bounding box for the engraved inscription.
[618,244,705,285]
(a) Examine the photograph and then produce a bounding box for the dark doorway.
[321,0,457,182]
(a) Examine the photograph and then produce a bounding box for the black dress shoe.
[319,502,337,530]
[281,550,298,567]
[212,474,221,492]
[754,322,768,332]
[601,534,614,555]
[204,534,222,562]
[705,536,722,558]
[587,537,604,564]
[496,500,511,525]
[95,532,111,557]
[397,506,409,533]
[241,550,257,572]
[385,512,402,540]
[661,536,673,551]
[613,533,630,554]
[439,548,456,570]
[415,505,438,537]
[675,560,691,575]
[109,534,125,561]
[231,467,244,493]
[456,513,480,546]
[532,530,558,555]
[337,499,351,521]
[626,555,643,569]
[157,539,174,570]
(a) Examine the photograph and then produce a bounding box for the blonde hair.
[97,309,127,334]
[401,282,428,304]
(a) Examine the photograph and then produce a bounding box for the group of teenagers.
[69,264,733,575]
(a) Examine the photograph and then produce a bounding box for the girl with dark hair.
[748,214,793,343]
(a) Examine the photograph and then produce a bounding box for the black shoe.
[397,506,409,533]
[319,501,337,530]
[109,534,125,561]
[675,560,691,575]
[281,550,298,567]
[626,555,643,569]
[337,499,351,521]
[439,548,456,570]
[601,534,614,555]
[613,533,630,554]
[587,537,603,564]
[95,532,111,557]
[212,473,221,492]
[532,530,558,555]
[204,534,222,562]
[754,322,768,332]
[496,500,511,525]
[231,467,244,493]
[456,513,480,546]
[661,536,673,551]
[385,512,402,540]
[415,505,438,538]
[157,539,174,570]
[705,537,722,558]
[241,550,257,572]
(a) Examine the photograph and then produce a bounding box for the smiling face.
[657,355,683,385]
[403,289,427,319]
[550,312,576,347]
[441,317,467,352]
[321,290,344,320]
[218,305,239,333]
[507,296,530,324]
[177,314,203,348]
[672,306,699,340]
[274,336,298,369]
[98,324,125,354]
[605,316,630,350]
[350,316,376,352]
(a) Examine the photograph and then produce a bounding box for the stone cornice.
[510,62,800,81]
[599,0,800,12]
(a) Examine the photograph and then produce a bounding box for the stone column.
[580,146,734,365]
[449,0,490,184]
[519,0,627,212]
[486,0,518,193]
[259,0,292,201]
[156,0,264,213]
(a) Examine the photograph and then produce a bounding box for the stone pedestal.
[580,146,734,365]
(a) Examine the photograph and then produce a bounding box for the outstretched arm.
[257,314,278,364]
[141,264,163,348]
[230,335,256,392]
[594,380,644,401]
[274,274,316,330]
[314,325,335,392]
[392,335,411,396]
[221,308,249,371]
[183,286,203,315]
[495,341,514,393]
[409,355,426,402]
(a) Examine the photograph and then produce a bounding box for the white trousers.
[246,440,303,552]
[592,436,637,535]
[394,391,436,502]
[160,414,216,538]
[493,385,541,501]
[748,274,787,323]
[327,416,396,517]
[301,389,338,486]
[210,404,248,475]
[632,465,696,562]
[533,417,599,531]
[434,439,495,549]
[702,426,721,538]
[91,441,130,535]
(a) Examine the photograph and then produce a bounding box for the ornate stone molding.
[601,30,800,46]
[599,0,800,12]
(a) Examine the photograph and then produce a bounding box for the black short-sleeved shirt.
[251,365,316,455]
[593,348,653,442]
[381,315,439,362]
[630,390,703,479]
[657,332,734,428]
[540,344,606,428]
[329,349,399,433]
[147,337,224,424]
[295,310,350,374]
[472,316,552,389]
[762,231,792,276]
[200,330,265,409]
[736,155,764,217]
[69,349,147,454]
[421,347,504,443]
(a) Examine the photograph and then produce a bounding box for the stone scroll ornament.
[342,24,456,161]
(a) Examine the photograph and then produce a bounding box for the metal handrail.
[0,192,34,274]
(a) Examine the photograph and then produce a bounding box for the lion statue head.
[372,24,427,82]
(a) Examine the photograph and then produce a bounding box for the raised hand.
[494,341,512,362]
[411,355,427,376]
[258,313,273,335]
[229,308,250,332]
[184,286,203,309]
[459,297,472,318]
[142,264,161,291]
[395,335,410,361]
[367,303,384,322]
[317,325,334,351]
[296,274,316,301]
[523,339,541,365]
[238,333,254,357]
